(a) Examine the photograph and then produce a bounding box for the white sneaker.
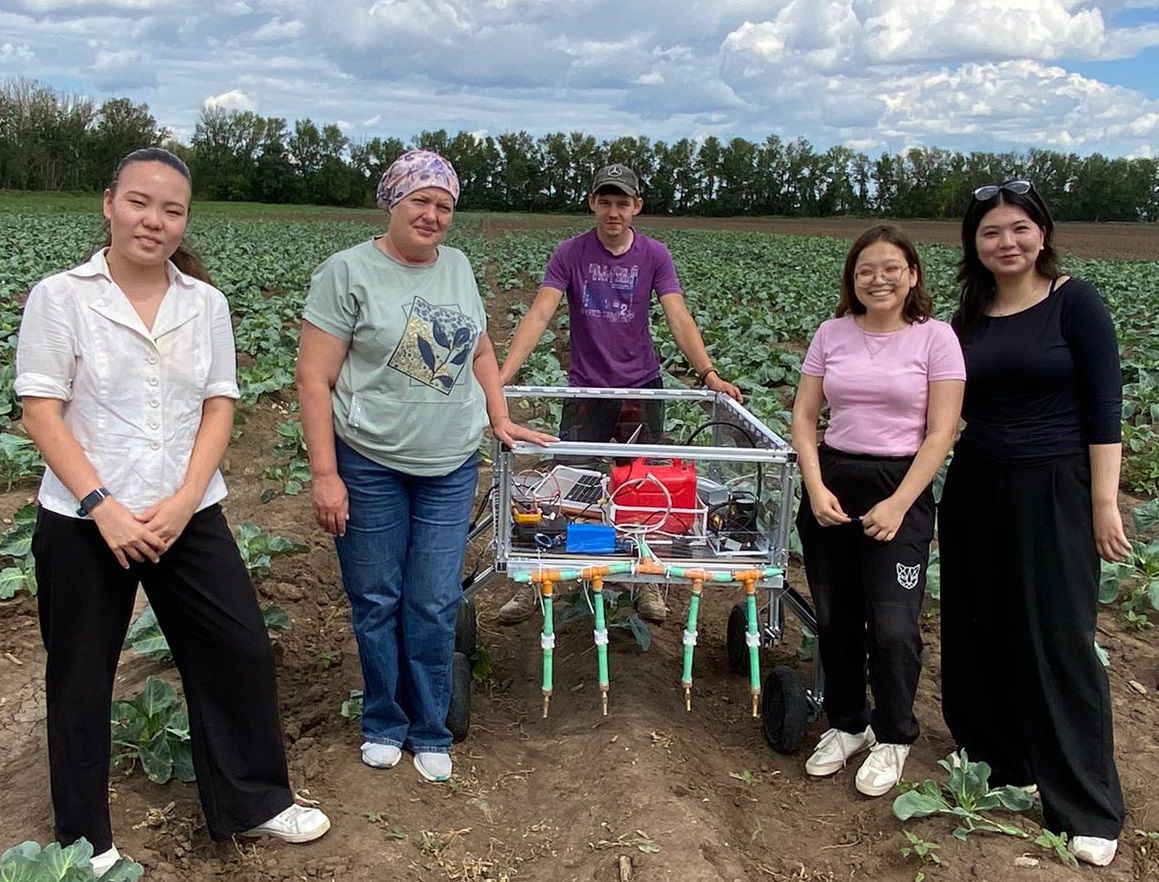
[361,741,402,769]
[805,726,876,777]
[855,742,910,796]
[635,583,669,623]
[91,846,121,877]
[413,751,452,782]
[1069,835,1118,867]
[497,587,537,624]
[241,803,331,843]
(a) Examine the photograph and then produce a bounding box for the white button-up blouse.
[14,250,240,518]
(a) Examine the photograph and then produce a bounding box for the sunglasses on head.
[972,180,1033,201]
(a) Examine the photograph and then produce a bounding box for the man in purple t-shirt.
[496,163,741,624]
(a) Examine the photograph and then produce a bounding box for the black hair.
[96,147,214,284]
[955,183,1059,338]
[592,185,639,198]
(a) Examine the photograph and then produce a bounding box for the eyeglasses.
[854,264,908,284]
[972,180,1032,201]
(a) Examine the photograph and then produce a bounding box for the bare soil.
[2,218,1157,882]
[482,215,1159,262]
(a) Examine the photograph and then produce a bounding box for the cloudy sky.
[3,0,1158,157]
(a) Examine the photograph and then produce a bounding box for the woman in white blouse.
[15,148,329,874]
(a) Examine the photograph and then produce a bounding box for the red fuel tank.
[608,458,699,533]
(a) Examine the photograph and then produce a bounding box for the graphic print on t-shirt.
[387,296,480,394]
[580,261,641,324]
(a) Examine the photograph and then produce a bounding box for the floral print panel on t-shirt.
[388,296,481,394]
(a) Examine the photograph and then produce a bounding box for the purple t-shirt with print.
[543,229,682,387]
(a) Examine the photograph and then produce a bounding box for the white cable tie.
[682,629,699,646]
[745,632,761,648]
[541,633,556,650]
[594,629,609,646]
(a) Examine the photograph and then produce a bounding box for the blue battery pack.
[566,523,617,554]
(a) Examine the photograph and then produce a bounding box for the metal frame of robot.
[462,384,826,720]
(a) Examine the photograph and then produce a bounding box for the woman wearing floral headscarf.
[297,150,554,782]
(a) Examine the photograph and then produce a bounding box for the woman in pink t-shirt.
[790,225,965,797]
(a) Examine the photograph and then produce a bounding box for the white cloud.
[0,42,34,63]
[0,0,1154,157]
[252,18,306,41]
[203,89,256,111]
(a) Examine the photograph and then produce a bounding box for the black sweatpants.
[558,376,666,446]
[34,505,294,852]
[939,446,1124,839]
[796,445,934,744]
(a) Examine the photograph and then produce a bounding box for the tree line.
[3,77,1157,221]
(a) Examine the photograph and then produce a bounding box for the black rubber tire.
[446,651,472,743]
[761,665,808,754]
[726,602,750,674]
[455,598,478,657]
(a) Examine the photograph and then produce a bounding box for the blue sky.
[1,1,1157,158]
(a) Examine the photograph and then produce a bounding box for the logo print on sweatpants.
[896,562,920,591]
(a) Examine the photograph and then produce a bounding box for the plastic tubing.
[681,577,703,711]
[745,577,761,718]
[541,578,555,718]
[591,575,609,715]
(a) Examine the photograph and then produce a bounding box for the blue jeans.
[335,438,478,753]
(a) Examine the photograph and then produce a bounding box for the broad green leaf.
[1132,498,1159,534]
[892,786,949,820]
[36,839,90,878]
[137,678,177,717]
[128,632,171,660]
[1148,578,1159,611]
[0,854,42,882]
[924,556,941,602]
[165,706,190,741]
[0,566,27,599]
[138,731,174,784]
[1098,561,1123,604]
[0,844,42,864]
[170,740,196,784]
[340,690,363,720]
[626,612,652,653]
[99,858,145,882]
[1094,640,1110,667]
[261,604,291,631]
[0,522,33,559]
[991,785,1034,812]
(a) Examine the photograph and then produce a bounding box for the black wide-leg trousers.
[34,505,294,853]
[797,445,935,745]
[939,446,1124,839]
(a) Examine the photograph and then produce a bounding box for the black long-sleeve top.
[953,278,1122,465]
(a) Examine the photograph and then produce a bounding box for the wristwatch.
[76,486,111,517]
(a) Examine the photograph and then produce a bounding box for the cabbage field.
[2,203,1158,882]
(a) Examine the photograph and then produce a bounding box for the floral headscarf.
[376,150,460,209]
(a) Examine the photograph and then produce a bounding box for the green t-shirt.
[304,238,488,476]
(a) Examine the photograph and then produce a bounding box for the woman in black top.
[939,180,1128,867]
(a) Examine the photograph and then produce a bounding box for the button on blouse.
[14,250,240,518]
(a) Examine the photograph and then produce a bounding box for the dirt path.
[481,215,1159,261]
[3,396,1157,882]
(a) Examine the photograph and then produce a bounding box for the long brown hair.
[94,147,214,285]
[836,224,932,323]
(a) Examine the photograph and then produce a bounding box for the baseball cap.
[591,164,639,197]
